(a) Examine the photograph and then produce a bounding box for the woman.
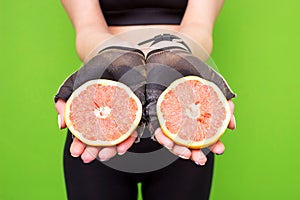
[55,0,236,199]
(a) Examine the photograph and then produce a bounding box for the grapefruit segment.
[157,76,231,149]
[65,79,142,146]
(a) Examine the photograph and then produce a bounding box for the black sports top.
[99,0,188,26]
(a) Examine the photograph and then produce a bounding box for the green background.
[1,0,300,199]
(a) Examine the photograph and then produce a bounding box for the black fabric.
[146,48,236,100]
[54,72,77,103]
[138,33,192,53]
[54,48,146,103]
[99,0,188,26]
[144,47,236,134]
[64,132,214,200]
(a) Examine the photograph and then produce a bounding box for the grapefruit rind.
[64,79,142,146]
[156,76,231,149]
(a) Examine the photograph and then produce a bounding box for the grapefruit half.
[157,76,231,149]
[64,79,142,146]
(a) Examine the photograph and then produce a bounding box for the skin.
[56,0,236,165]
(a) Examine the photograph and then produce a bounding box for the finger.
[81,146,102,163]
[98,146,117,162]
[228,99,235,113]
[117,131,138,155]
[191,149,207,166]
[210,140,225,155]
[227,99,236,130]
[55,99,67,129]
[171,144,192,159]
[154,128,174,150]
[228,115,236,130]
[70,137,86,157]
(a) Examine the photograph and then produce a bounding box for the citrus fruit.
[157,76,231,149]
[64,79,142,146]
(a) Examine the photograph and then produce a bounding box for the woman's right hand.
[55,99,138,163]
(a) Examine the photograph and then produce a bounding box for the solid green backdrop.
[1,0,300,199]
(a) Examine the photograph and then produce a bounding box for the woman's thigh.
[141,152,214,200]
[63,132,138,200]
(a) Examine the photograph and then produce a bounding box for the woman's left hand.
[154,99,236,166]
[56,99,138,163]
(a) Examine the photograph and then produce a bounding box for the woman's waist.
[108,25,180,35]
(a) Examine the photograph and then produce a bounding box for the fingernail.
[178,155,189,159]
[118,151,126,156]
[215,147,225,155]
[71,153,79,158]
[100,157,108,162]
[83,159,91,164]
[132,131,138,138]
[58,115,62,129]
[233,115,237,130]
[195,162,206,166]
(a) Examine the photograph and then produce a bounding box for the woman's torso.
[99,0,188,34]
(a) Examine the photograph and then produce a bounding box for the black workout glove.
[54,47,147,122]
[145,47,236,134]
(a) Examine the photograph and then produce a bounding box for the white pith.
[185,103,200,119]
[94,106,111,119]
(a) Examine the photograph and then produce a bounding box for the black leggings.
[64,132,214,200]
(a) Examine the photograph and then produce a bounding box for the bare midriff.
[108,25,180,35]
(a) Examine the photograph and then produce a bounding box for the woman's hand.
[55,99,137,163]
[154,99,236,166]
